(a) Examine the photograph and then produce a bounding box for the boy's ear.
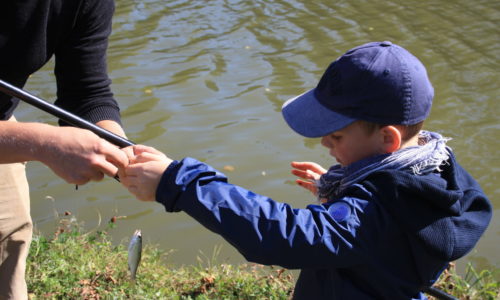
[379,126,402,153]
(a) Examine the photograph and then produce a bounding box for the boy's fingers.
[306,163,327,174]
[131,152,163,164]
[118,172,134,186]
[133,145,164,156]
[296,180,316,193]
[291,161,317,168]
[127,185,140,198]
[296,179,317,194]
[291,169,306,177]
[306,169,321,180]
[291,161,327,174]
[291,169,318,181]
[296,179,313,187]
[123,163,145,176]
[127,185,154,202]
[291,161,309,170]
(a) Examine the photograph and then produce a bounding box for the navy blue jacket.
[156,152,491,299]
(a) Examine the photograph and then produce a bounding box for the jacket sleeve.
[54,0,121,125]
[156,157,382,269]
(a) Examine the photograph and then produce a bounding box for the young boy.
[118,41,492,299]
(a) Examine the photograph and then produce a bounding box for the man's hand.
[0,121,129,185]
[118,145,172,202]
[290,161,327,197]
[38,126,129,185]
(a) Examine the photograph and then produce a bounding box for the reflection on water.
[22,0,499,271]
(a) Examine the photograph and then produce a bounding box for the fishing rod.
[0,79,144,276]
[0,78,135,184]
[0,78,134,148]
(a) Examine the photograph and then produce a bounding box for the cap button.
[380,41,392,47]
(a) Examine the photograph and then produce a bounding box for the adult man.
[0,1,128,298]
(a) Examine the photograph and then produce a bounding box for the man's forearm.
[96,120,127,138]
[0,121,53,164]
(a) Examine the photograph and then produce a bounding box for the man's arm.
[96,120,127,138]
[0,121,128,184]
[54,0,122,128]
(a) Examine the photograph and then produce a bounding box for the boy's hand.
[118,145,172,202]
[290,161,327,197]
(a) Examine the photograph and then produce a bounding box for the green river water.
[18,0,499,275]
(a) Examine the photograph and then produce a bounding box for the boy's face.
[321,121,383,167]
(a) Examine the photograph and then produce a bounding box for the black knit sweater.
[0,0,121,125]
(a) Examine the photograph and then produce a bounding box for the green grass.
[432,262,499,300]
[27,216,499,299]
[27,217,294,299]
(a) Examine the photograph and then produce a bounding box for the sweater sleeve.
[156,157,382,269]
[54,0,121,125]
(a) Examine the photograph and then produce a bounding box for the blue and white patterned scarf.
[317,131,451,201]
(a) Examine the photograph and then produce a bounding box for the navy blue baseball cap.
[282,41,434,138]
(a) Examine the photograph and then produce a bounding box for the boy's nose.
[320,136,331,148]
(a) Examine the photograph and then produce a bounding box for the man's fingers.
[90,171,105,182]
[116,167,127,181]
[111,149,129,170]
[98,140,130,170]
[122,146,136,161]
[96,160,121,178]
[67,175,90,186]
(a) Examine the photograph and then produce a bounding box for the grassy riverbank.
[27,217,498,299]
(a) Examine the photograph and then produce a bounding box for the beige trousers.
[0,118,31,300]
[0,162,31,300]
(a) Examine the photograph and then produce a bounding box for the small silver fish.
[128,229,142,280]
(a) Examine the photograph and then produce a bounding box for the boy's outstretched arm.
[119,145,172,201]
[290,161,327,196]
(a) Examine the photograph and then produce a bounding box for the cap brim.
[281,89,356,138]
